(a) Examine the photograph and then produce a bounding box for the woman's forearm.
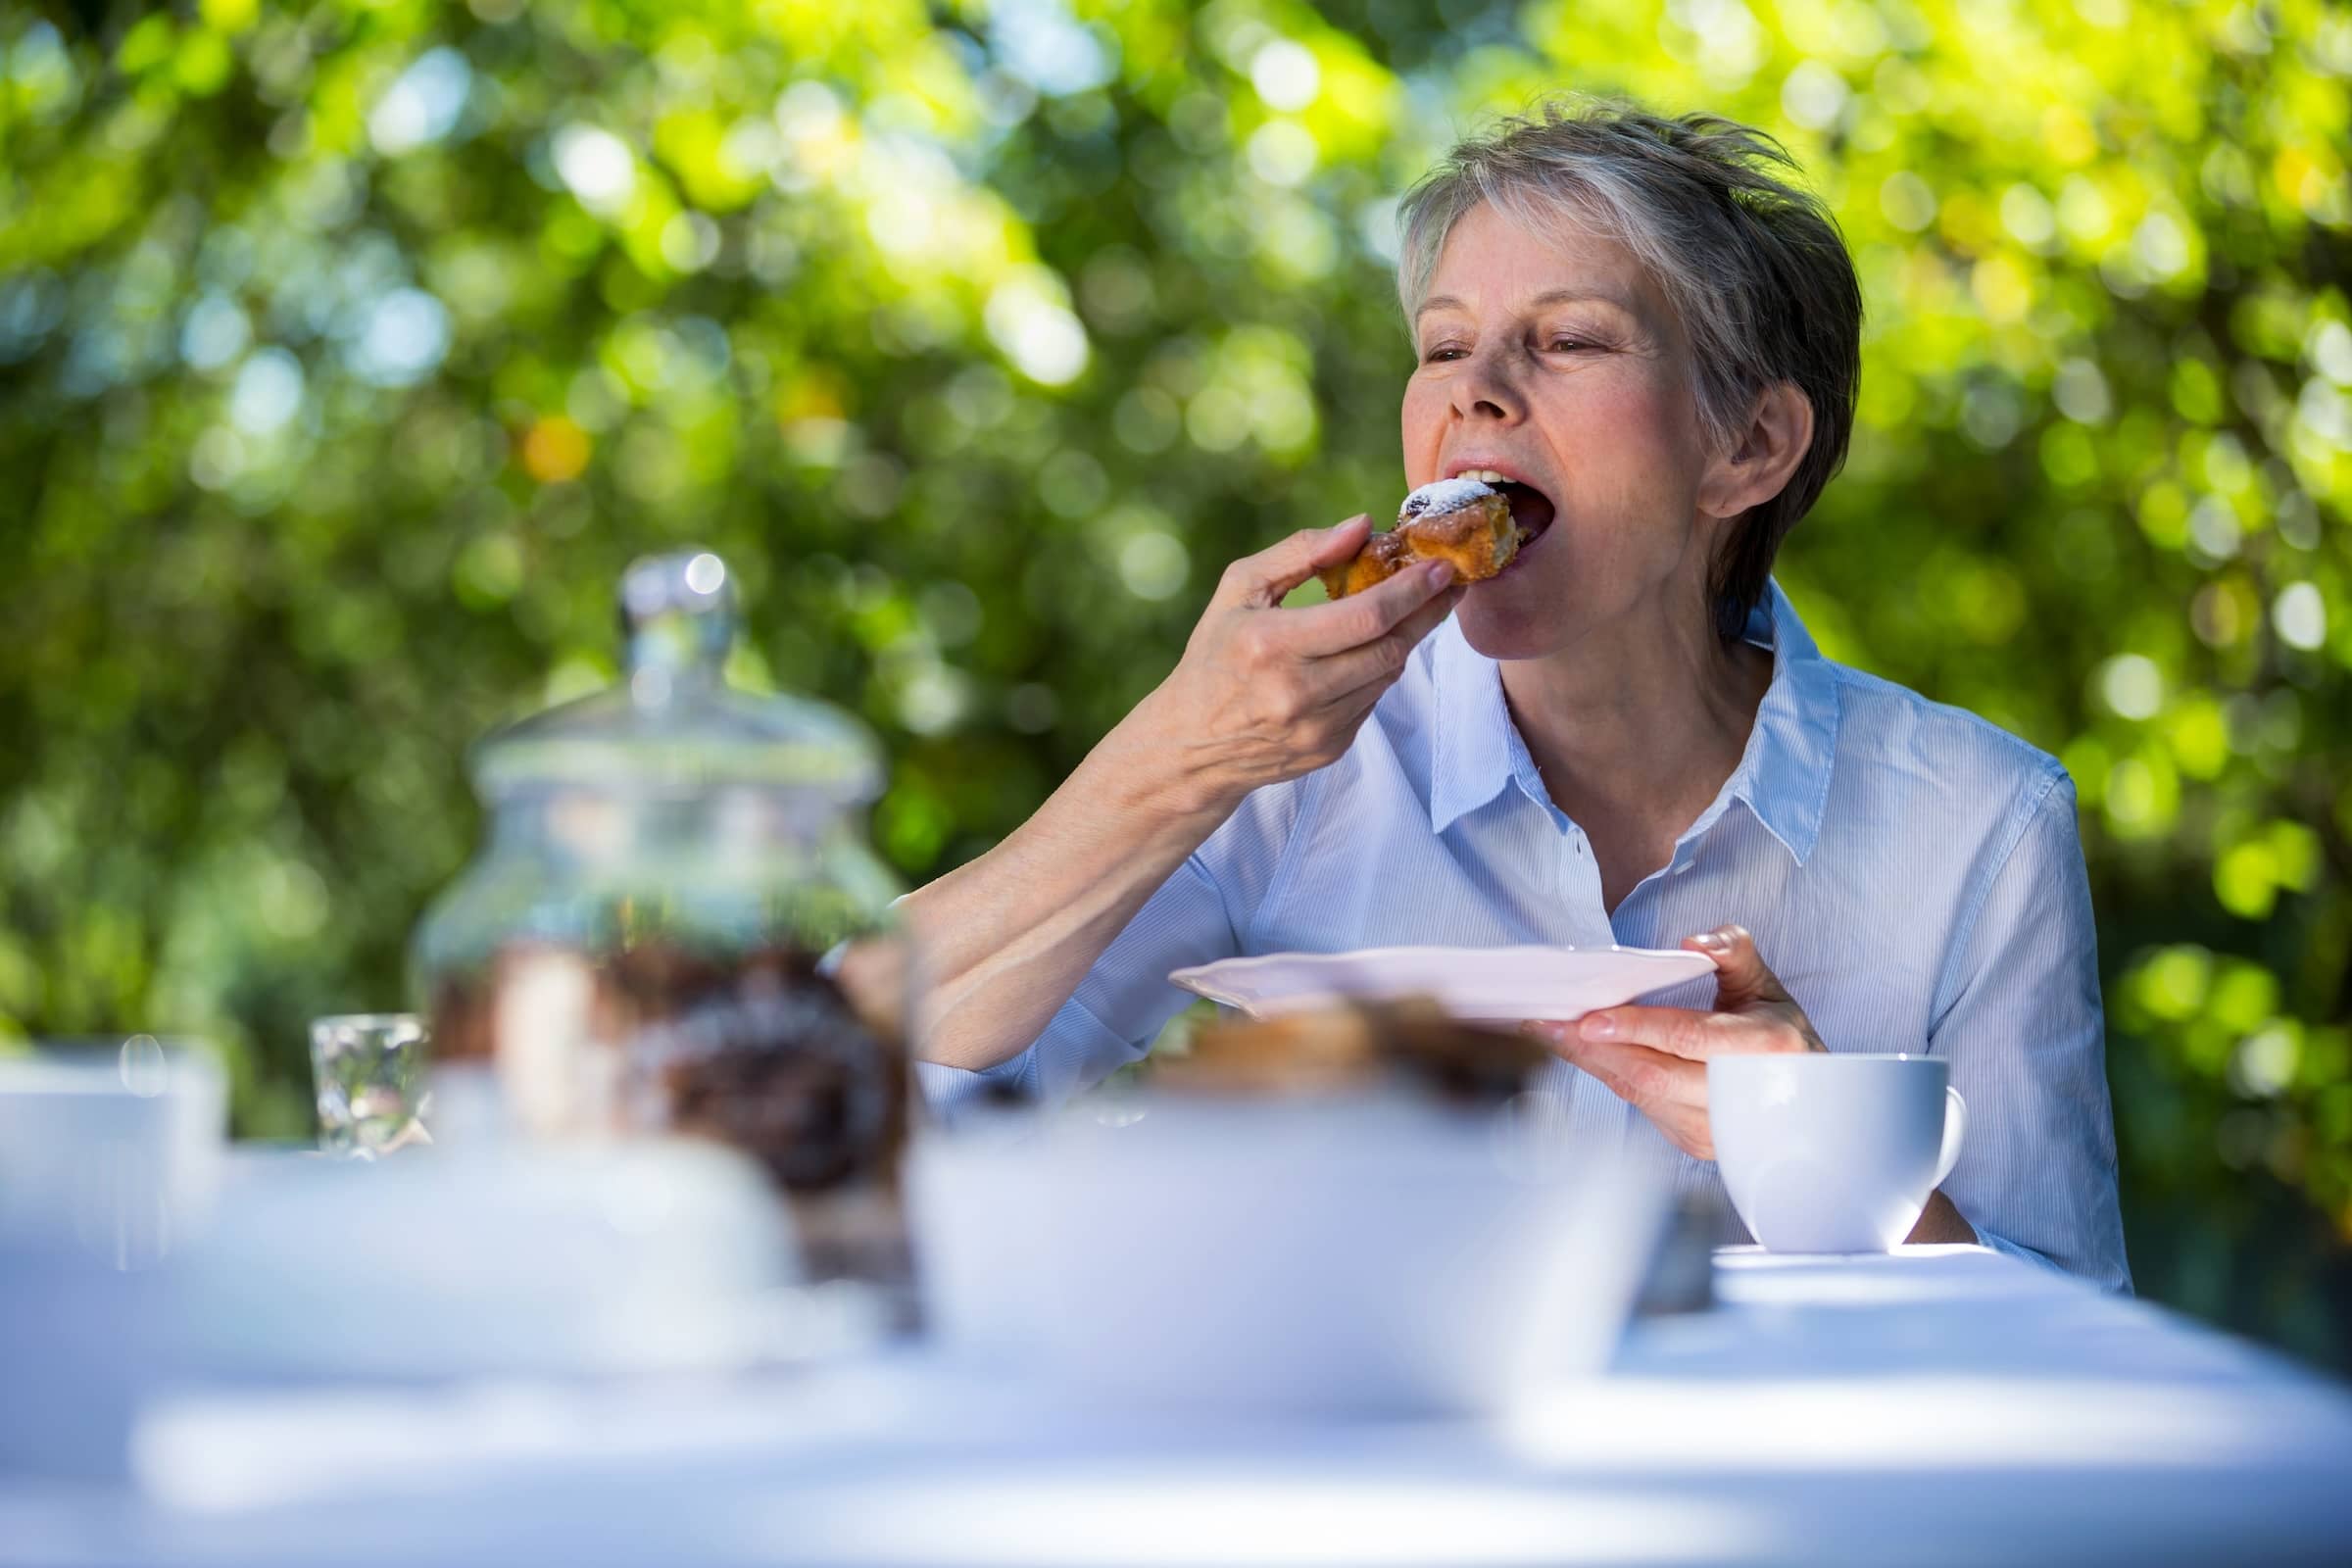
[899,694,1240,1071]
[897,523,1463,1074]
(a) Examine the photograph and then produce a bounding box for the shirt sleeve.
[916,775,1310,1122]
[1929,765,2132,1294]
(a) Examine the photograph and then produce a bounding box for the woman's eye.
[1547,338,1594,353]
[1422,347,1464,363]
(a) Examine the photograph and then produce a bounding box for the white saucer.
[1168,944,1718,1023]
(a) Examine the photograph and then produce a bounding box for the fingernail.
[1581,1012,1616,1040]
[1425,562,1454,587]
[1690,931,1730,953]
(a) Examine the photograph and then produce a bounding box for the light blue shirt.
[921,581,2132,1293]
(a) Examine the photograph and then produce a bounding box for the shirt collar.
[1426,578,1840,865]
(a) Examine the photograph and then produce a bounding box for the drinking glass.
[311,1013,432,1156]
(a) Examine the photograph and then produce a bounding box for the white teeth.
[1458,468,1510,484]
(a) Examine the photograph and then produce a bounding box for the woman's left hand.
[1525,924,1824,1160]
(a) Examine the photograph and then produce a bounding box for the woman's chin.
[1453,570,1576,662]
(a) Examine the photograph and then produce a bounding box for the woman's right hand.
[1126,514,1466,814]
[904,514,1457,1072]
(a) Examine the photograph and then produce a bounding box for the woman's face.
[1400,200,1722,662]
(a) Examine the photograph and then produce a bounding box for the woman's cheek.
[1551,372,1673,446]
[1398,379,1448,466]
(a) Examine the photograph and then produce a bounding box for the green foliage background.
[3,0,2348,1360]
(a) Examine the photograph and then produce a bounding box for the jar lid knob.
[620,549,735,704]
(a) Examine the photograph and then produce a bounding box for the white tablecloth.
[5,1246,2349,1566]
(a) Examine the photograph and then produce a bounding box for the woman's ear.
[1696,381,1814,520]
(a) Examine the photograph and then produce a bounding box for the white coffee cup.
[1706,1053,1966,1254]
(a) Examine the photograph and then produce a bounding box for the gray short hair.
[1396,96,1863,639]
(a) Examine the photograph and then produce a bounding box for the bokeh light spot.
[520,416,591,483]
[2098,654,2165,720]
[1246,121,1318,187]
[368,47,472,157]
[552,123,637,215]
[1250,40,1321,112]
[349,288,451,386]
[2232,1024,2300,1098]
[228,347,304,435]
[179,293,250,371]
[985,276,1090,386]
[990,0,1114,97]
[1879,172,1936,232]
[1118,530,1189,600]
[2273,581,2327,651]
[1780,60,1848,131]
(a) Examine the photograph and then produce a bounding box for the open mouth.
[1492,480,1557,571]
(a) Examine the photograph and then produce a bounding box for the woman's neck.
[1498,591,1774,907]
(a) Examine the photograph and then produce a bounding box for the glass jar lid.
[470,550,883,804]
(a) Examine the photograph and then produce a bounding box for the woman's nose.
[1450,344,1526,424]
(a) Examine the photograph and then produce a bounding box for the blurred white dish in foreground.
[175,1141,826,1383]
[909,1094,1668,1418]
[1168,944,1717,1022]
[0,1038,227,1480]
[0,1037,228,1263]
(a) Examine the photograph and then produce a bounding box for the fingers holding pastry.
[1316,526,1412,602]
[1290,555,1460,659]
[1152,506,1475,808]
[1307,569,1467,698]
[1216,515,1373,610]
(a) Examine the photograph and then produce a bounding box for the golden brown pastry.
[1321,528,1412,599]
[1318,479,1526,600]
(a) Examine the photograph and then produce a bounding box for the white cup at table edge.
[1706,1053,1965,1255]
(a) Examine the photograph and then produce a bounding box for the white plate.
[1168,944,1718,1023]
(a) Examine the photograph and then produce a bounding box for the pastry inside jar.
[610,943,913,1288]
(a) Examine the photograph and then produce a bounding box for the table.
[4,1247,2349,1566]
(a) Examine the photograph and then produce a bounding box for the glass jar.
[412,549,911,1283]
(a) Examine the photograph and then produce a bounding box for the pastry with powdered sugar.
[1317,477,1526,599]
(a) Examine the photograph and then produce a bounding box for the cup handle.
[1933,1084,1968,1189]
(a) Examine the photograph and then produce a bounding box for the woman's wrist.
[1096,688,1250,827]
[897,693,1243,1073]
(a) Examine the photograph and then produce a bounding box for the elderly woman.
[900,100,2130,1291]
